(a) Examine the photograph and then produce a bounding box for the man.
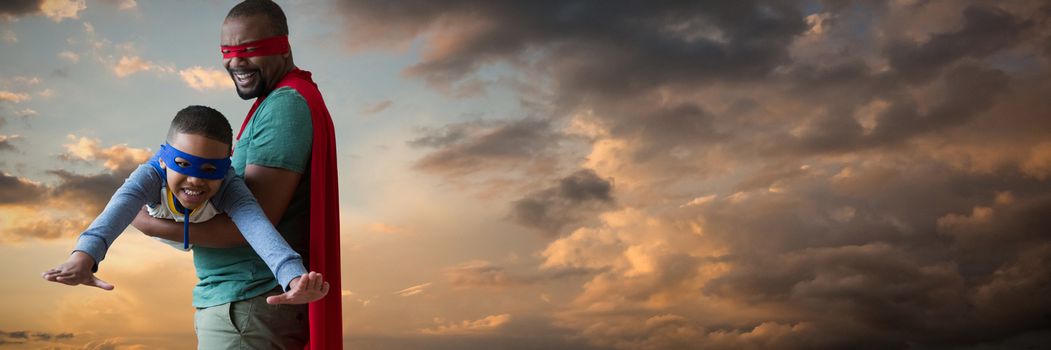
[133,1,342,349]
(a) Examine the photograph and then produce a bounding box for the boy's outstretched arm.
[42,251,115,290]
[266,272,329,305]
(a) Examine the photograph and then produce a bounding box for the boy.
[43,105,327,304]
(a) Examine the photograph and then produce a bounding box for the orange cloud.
[41,0,86,22]
[0,91,30,103]
[0,207,92,241]
[112,56,151,78]
[179,66,232,91]
[0,136,151,242]
[420,314,511,335]
[1021,142,1051,180]
[394,282,432,297]
[62,135,151,171]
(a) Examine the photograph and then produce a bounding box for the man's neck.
[262,64,298,97]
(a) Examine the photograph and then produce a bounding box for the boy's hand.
[42,251,114,291]
[266,271,329,305]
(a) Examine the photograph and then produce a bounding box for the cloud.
[98,0,136,11]
[409,118,562,178]
[112,56,153,78]
[681,194,716,208]
[361,99,393,115]
[445,260,519,288]
[323,1,1051,348]
[884,5,1030,82]
[12,108,38,117]
[17,76,39,85]
[0,171,46,204]
[1021,142,1051,180]
[0,0,42,18]
[179,66,232,91]
[61,134,152,172]
[0,330,75,344]
[510,169,615,236]
[0,90,30,103]
[0,136,149,242]
[395,282,432,297]
[58,50,79,63]
[40,0,85,22]
[0,134,18,151]
[421,314,512,335]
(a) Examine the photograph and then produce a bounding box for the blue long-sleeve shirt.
[72,162,307,291]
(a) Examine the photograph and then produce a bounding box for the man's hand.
[42,251,114,290]
[266,272,329,305]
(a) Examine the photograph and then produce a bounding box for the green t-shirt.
[192,87,314,308]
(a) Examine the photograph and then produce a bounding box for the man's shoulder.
[252,87,310,124]
[261,86,307,108]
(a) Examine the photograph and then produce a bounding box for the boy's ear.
[158,159,167,169]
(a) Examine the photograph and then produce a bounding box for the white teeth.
[234,72,255,81]
[183,189,203,196]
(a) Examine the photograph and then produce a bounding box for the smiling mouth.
[232,70,258,87]
[182,188,205,198]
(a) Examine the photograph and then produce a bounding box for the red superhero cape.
[237,68,342,350]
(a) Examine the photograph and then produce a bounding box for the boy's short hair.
[167,105,233,147]
[227,0,289,37]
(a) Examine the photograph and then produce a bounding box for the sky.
[2,0,1051,349]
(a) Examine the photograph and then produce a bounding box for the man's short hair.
[167,105,233,147]
[226,0,289,37]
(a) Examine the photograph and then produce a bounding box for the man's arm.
[131,164,302,248]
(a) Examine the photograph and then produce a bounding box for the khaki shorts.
[194,287,308,350]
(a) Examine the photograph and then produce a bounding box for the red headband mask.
[221,36,290,59]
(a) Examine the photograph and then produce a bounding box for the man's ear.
[159,159,167,169]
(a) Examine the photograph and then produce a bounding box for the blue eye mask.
[157,143,231,180]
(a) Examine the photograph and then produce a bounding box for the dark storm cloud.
[510,169,614,236]
[776,63,1012,156]
[0,330,74,343]
[339,0,808,98]
[885,5,1031,82]
[409,118,560,176]
[332,0,1051,349]
[0,0,40,17]
[732,163,812,193]
[0,170,46,204]
[611,103,726,163]
[695,160,1051,348]
[1,155,139,241]
[865,64,1010,146]
[0,137,15,151]
[47,169,127,213]
[446,260,595,289]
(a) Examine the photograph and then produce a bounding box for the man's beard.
[230,69,268,100]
